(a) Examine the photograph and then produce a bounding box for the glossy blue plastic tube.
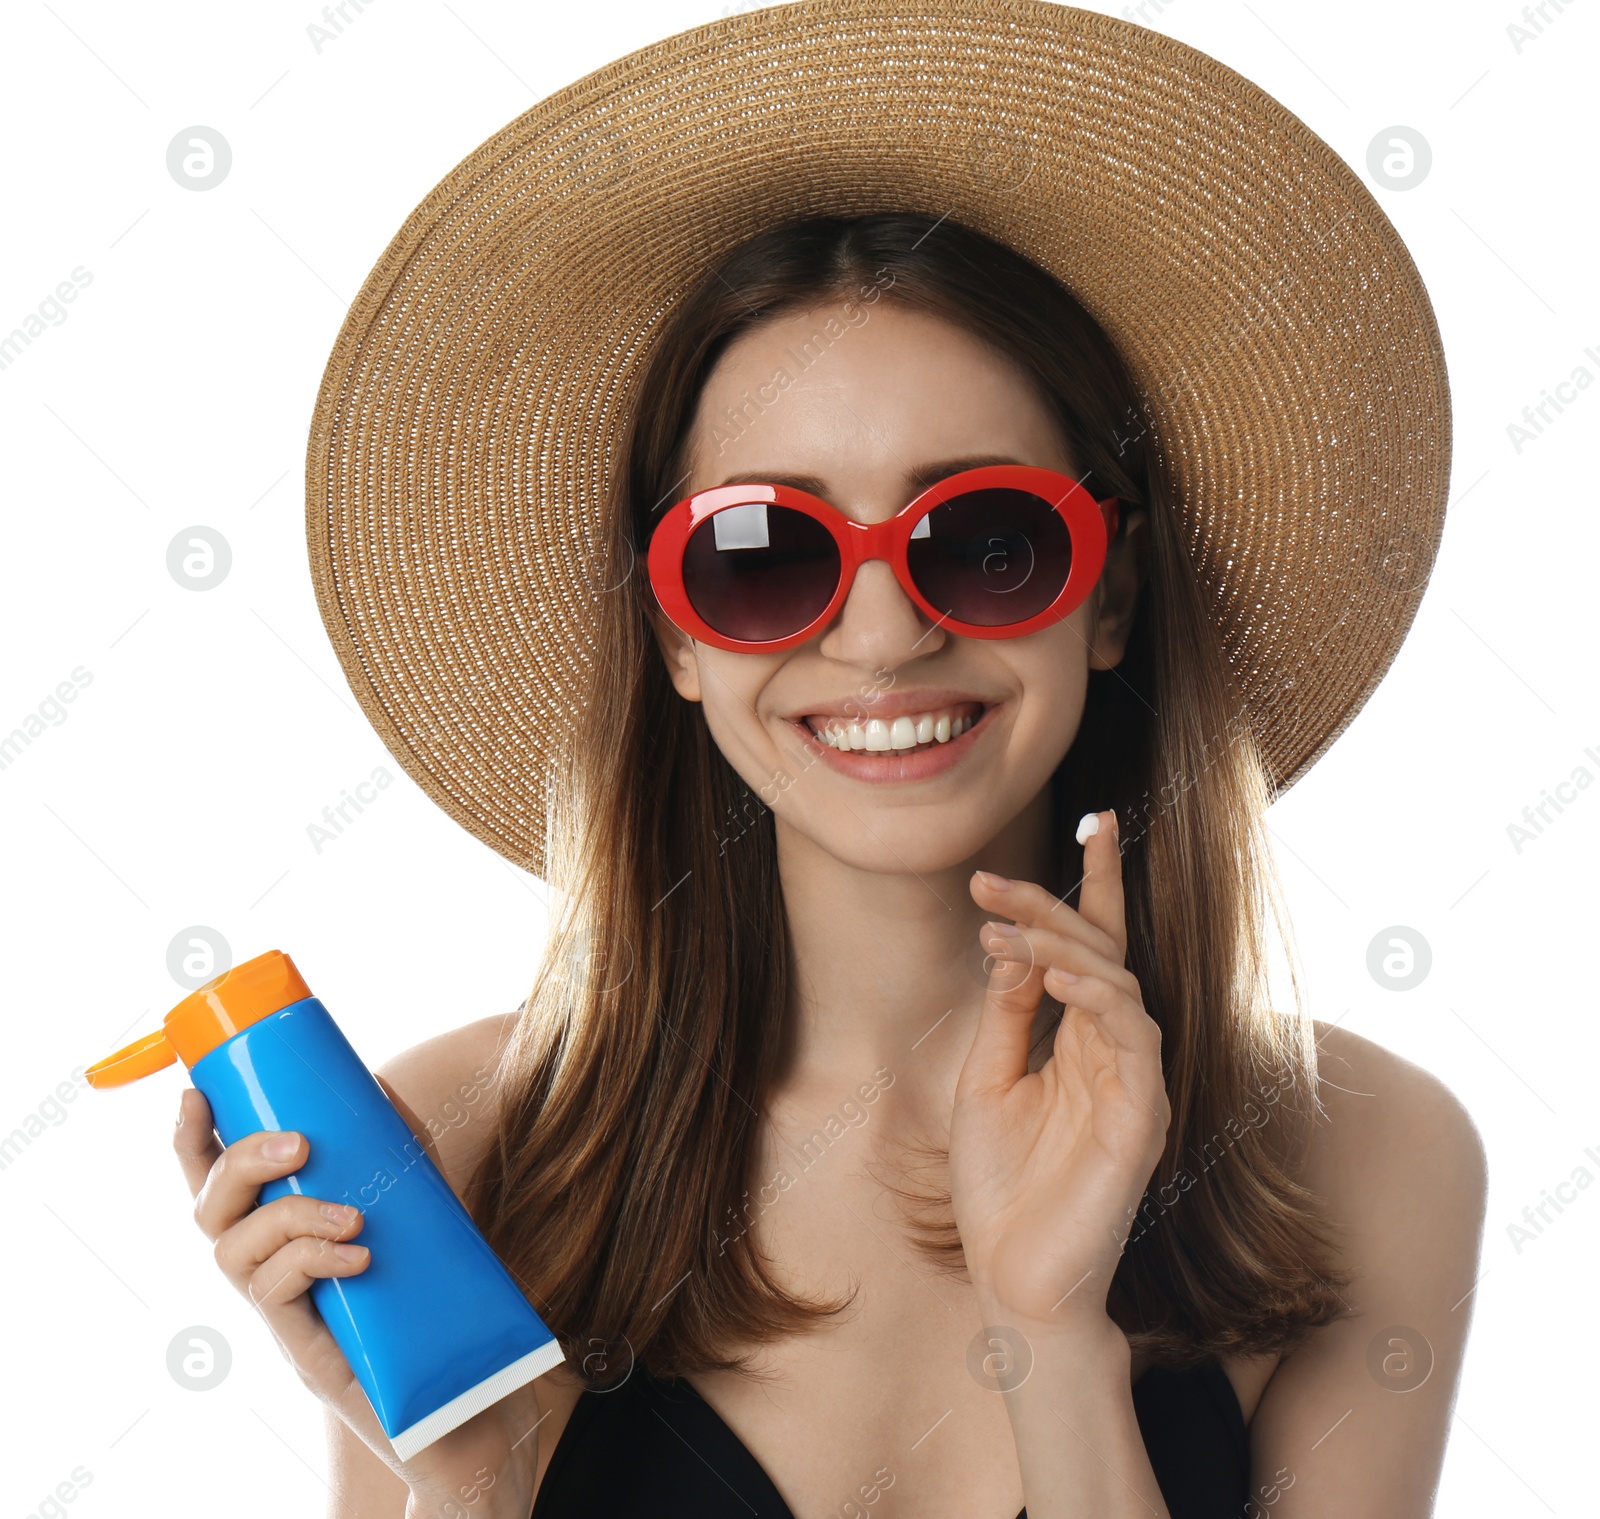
[192,995,563,1458]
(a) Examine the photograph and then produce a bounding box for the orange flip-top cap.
[86,949,313,1089]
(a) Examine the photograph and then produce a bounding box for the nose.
[816,555,947,669]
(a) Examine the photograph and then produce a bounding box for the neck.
[769,784,1058,1130]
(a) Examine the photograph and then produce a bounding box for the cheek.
[693,650,788,784]
[1007,627,1094,764]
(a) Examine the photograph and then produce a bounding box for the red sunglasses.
[646,463,1119,654]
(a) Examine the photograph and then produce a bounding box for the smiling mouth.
[798,700,987,757]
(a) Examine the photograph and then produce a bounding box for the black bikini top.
[529,1357,1250,1518]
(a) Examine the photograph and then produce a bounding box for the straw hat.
[305,0,1451,878]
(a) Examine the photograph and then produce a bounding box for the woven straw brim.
[306,0,1451,879]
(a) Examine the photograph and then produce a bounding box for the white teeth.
[808,705,984,752]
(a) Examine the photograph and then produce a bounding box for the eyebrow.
[712,453,1027,498]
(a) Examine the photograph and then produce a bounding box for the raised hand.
[949,810,1170,1332]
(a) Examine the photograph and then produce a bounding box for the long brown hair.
[467,213,1348,1380]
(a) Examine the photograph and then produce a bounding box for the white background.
[0,1,1593,1514]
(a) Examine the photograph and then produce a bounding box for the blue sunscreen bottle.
[87,949,563,1459]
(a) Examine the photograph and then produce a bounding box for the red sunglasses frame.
[646,463,1120,653]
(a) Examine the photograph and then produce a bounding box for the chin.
[777,806,1000,879]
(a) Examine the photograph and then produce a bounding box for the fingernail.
[1076,813,1100,845]
[262,1133,300,1161]
[333,1243,368,1263]
[1108,809,1119,841]
[975,870,1013,890]
[984,920,1022,937]
[320,1202,355,1225]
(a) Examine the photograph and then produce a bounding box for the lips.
[780,699,999,782]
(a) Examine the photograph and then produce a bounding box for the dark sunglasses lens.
[682,502,841,642]
[906,488,1072,626]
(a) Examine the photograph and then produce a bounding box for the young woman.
[176,213,1485,1518]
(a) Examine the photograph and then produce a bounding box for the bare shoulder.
[374,1011,521,1196]
[1242,1023,1490,1501]
[1304,1020,1488,1223]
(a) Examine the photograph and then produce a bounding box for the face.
[647,299,1145,879]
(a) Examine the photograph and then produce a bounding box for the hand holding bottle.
[90,949,564,1513]
[174,1086,543,1518]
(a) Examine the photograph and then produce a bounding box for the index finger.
[174,1085,223,1197]
[1076,808,1127,962]
[970,873,1117,961]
